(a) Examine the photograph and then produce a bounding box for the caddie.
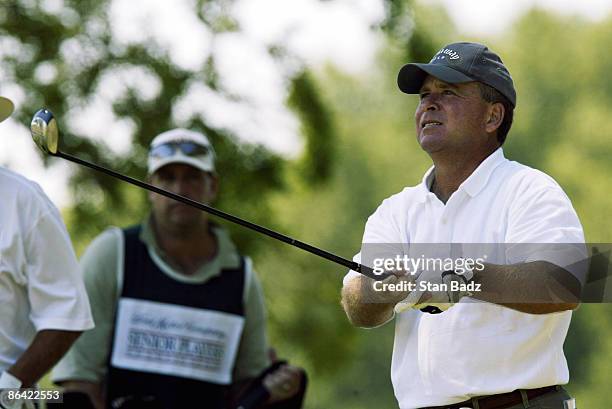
[52,128,303,409]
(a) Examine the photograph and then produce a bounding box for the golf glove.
[394,265,474,314]
[0,372,23,409]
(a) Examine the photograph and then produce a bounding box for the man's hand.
[341,272,416,327]
[395,268,450,313]
[441,270,474,303]
[262,364,303,404]
[362,272,414,305]
[395,269,473,314]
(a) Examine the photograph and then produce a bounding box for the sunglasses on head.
[149,141,211,159]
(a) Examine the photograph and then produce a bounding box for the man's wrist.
[0,371,23,409]
[448,260,475,282]
[0,372,22,389]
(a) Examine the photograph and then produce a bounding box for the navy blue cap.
[397,42,516,107]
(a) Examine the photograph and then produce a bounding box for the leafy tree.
[0,0,336,256]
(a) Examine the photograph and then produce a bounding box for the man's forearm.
[7,329,82,387]
[341,276,396,327]
[473,261,581,314]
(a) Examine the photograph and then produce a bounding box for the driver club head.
[30,108,59,154]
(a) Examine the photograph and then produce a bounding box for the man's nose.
[424,95,440,111]
[416,98,439,119]
[167,178,190,195]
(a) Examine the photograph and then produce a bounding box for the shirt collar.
[418,166,436,203]
[459,147,506,197]
[140,215,241,282]
[418,147,506,201]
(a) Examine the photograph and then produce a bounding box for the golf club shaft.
[54,150,379,279]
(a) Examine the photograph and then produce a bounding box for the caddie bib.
[106,226,246,409]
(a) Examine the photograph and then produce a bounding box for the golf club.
[30,108,384,280]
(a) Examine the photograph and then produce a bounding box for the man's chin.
[167,211,204,229]
[418,138,447,155]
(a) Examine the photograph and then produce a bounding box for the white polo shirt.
[0,167,94,373]
[344,148,585,408]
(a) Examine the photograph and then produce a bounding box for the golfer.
[0,95,94,409]
[52,128,303,409]
[341,42,585,409]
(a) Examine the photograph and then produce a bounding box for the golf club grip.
[55,151,384,280]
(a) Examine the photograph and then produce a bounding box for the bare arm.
[472,261,581,314]
[6,329,82,387]
[50,229,123,409]
[341,274,411,328]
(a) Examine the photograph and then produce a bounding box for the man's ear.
[485,102,505,134]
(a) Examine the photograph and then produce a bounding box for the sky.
[1,0,611,208]
[432,0,612,35]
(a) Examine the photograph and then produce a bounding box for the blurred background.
[1,0,612,407]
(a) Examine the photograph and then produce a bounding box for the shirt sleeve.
[232,258,270,382]
[52,228,122,384]
[505,176,588,283]
[25,210,94,332]
[343,195,405,286]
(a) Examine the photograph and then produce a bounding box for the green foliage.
[256,61,431,407]
[383,0,455,63]
[1,0,338,258]
[491,9,612,240]
[288,69,336,185]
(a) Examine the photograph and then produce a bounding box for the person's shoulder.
[94,226,125,244]
[502,159,565,194]
[363,185,425,234]
[0,166,56,214]
[210,223,236,250]
[81,226,125,260]
[0,166,45,197]
[376,184,425,212]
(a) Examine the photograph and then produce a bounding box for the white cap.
[0,96,14,123]
[147,128,215,175]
